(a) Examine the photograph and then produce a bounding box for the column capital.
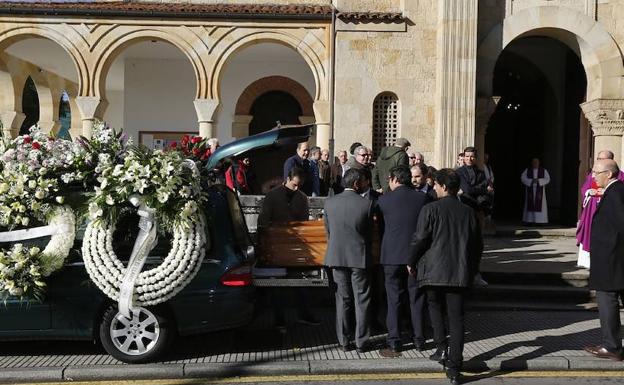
[0,110,25,138]
[581,98,624,136]
[312,100,330,124]
[194,98,219,123]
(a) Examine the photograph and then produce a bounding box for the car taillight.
[220,264,253,287]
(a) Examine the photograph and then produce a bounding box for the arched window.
[20,76,39,135]
[372,92,399,158]
[58,91,71,140]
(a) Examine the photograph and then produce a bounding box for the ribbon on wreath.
[0,223,74,243]
[118,196,159,319]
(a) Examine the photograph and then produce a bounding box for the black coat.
[409,196,483,288]
[378,186,428,265]
[589,180,624,291]
[283,155,313,196]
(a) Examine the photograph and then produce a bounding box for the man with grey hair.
[584,159,624,361]
[346,145,374,171]
[207,137,219,150]
[576,150,624,268]
[373,138,410,193]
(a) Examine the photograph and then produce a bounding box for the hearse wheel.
[99,305,174,363]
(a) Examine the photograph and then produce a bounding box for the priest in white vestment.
[521,157,550,224]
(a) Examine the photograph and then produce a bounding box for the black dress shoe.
[429,347,448,362]
[356,343,370,354]
[446,370,462,385]
[413,339,425,352]
[339,343,354,352]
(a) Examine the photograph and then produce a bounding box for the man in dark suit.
[378,166,428,357]
[331,150,349,194]
[324,168,374,353]
[455,146,490,211]
[584,159,624,361]
[283,142,313,196]
[409,169,482,385]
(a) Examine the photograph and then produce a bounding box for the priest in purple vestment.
[521,158,550,224]
[576,150,624,268]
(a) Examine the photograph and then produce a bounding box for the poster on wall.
[139,131,197,150]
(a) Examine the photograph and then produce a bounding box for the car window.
[224,188,253,249]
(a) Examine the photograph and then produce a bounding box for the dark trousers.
[332,267,371,348]
[383,265,426,348]
[427,286,466,376]
[596,290,624,352]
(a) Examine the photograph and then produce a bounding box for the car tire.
[99,304,175,363]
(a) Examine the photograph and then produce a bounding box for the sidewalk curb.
[1,357,623,383]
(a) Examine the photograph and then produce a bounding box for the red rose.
[169,141,178,148]
[181,135,190,146]
[191,136,202,144]
[32,142,41,150]
[23,135,31,144]
[201,149,211,160]
[192,147,200,156]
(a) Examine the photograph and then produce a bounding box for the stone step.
[470,283,593,302]
[481,269,589,287]
[489,226,576,238]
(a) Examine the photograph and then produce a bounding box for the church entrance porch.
[485,36,587,226]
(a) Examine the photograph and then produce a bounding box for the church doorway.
[247,90,303,193]
[485,36,587,225]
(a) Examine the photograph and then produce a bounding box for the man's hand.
[376,188,383,194]
[406,265,416,276]
[486,185,494,193]
[458,189,463,195]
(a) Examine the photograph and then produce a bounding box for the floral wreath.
[0,126,84,301]
[81,145,208,310]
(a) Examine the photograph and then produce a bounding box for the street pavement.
[1,232,623,384]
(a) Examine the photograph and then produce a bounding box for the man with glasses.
[576,150,624,268]
[583,159,624,362]
[347,145,375,171]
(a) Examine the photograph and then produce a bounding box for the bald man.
[584,159,624,361]
[576,150,624,268]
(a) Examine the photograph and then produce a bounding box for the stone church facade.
[1,0,624,219]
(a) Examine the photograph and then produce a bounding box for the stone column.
[581,99,624,165]
[313,100,330,150]
[0,110,25,138]
[194,98,219,138]
[75,96,107,139]
[38,120,61,134]
[474,96,499,166]
[231,115,253,139]
[433,0,479,168]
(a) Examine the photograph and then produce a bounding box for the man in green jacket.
[373,138,411,193]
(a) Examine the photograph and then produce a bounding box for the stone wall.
[333,1,437,162]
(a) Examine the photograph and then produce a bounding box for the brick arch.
[235,76,314,116]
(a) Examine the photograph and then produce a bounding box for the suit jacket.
[456,165,489,209]
[378,186,428,265]
[409,196,483,288]
[257,184,309,228]
[283,154,313,196]
[330,162,346,194]
[323,190,373,269]
[589,180,624,291]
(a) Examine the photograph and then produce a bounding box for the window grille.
[372,92,399,158]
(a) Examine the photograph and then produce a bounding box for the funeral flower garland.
[81,146,208,306]
[1,121,211,305]
[0,127,81,301]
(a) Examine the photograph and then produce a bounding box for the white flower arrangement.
[0,243,46,300]
[81,146,208,307]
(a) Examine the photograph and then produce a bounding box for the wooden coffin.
[257,220,380,267]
